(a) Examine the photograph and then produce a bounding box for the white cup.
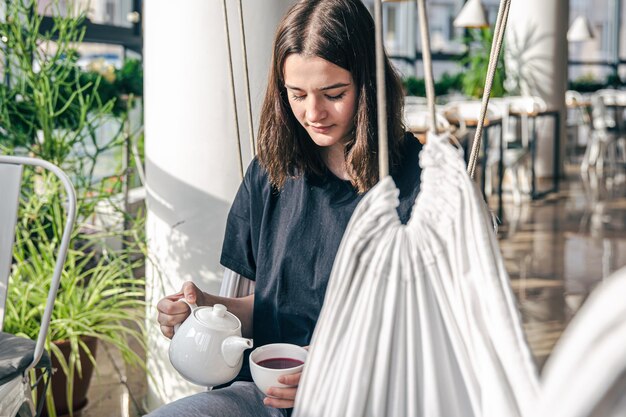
[249,343,308,396]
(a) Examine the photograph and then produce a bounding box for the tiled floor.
[72,162,626,417]
[502,165,626,370]
[77,337,147,417]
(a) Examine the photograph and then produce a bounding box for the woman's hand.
[157,279,255,338]
[263,372,302,409]
[157,281,207,339]
[264,346,308,409]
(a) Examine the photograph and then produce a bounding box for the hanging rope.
[416,0,437,133]
[466,0,512,179]
[216,0,256,303]
[236,0,256,157]
[221,0,245,180]
[375,0,389,179]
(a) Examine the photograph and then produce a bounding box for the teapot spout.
[222,336,253,367]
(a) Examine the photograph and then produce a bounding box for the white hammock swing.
[293,1,540,415]
[293,132,538,416]
[217,1,626,416]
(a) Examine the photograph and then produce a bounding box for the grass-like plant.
[0,0,124,211]
[1,1,148,415]
[3,170,147,417]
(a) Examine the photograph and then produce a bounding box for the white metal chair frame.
[583,90,626,175]
[0,156,77,417]
[447,97,547,206]
[443,100,510,202]
[565,90,592,164]
[499,96,548,203]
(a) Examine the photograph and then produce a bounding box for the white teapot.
[169,302,253,386]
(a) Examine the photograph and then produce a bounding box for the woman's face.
[284,54,357,149]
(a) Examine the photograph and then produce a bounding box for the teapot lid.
[194,304,239,331]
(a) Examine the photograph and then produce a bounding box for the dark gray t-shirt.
[220,133,423,380]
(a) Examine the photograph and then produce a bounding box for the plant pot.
[39,336,98,417]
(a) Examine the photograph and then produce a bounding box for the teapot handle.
[173,298,198,333]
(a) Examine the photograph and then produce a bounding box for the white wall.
[143,0,294,410]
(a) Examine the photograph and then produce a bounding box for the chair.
[452,97,545,205]
[583,90,626,176]
[443,100,527,201]
[499,96,548,196]
[0,156,76,417]
[565,90,592,163]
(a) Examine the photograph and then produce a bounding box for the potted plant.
[0,0,147,415]
[403,75,427,97]
[402,72,464,99]
[568,74,610,93]
[4,172,146,416]
[461,28,506,99]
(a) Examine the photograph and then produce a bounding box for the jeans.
[145,381,289,417]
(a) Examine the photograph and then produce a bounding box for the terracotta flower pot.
[38,336,98,417]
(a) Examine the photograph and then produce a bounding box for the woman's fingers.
[160,325,174,339]
[156,282,200,338]
[157,310,189,327]
[157,296,190,323]
[182,281,199,304]
[264,372,302,408]
[264,396,295,409]
[278,372,301,386]
[264,386,298,409]
[157,293,185,314]
[157,307,188,336]
[267,386,298,399]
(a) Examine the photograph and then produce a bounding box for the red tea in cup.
[256,357,304,370]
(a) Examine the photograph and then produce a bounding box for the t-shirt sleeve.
[220,161,260,281]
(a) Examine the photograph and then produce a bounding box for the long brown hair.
[257,0,405,193]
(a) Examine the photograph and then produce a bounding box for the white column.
[504,0,568,178]
[143,0,294,410]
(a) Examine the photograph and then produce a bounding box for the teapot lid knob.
[213,304,227,318]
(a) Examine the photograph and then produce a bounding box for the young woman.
[150,0,423,415]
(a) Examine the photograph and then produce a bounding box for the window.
[568,0,623,81]
[89,0,134,28]
[385,5,398,50]
[36,0,142,53]
[38,0,135,28]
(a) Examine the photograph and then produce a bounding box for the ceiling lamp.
[453,0,489,29]
[567,16,594,42]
